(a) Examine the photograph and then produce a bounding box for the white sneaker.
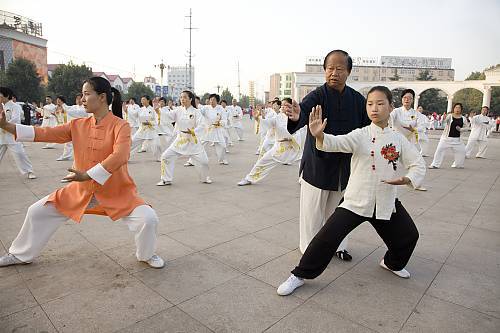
[415,187,427,191]
[0,254,30,267]
[237,179,252,186]
[203,177,213,184]
[184,161,194,167]
[142,254,165,269]
[277,274,304,296]
[27,172,37,179]
[56,157,70,161]
[380,259,410,279]
[60,179,70,183]
[428,165,439,169]
[220,160,229,165]
[156,180,172,186]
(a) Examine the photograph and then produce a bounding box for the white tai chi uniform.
[228,104,244,140]
[41,103,57,148]
[465,114,491,158]
[430,115,468,168]
[390,106,428,156]
[160,106,210,182]
[258,109,278,155]
[126,104,140,136]
[243,113,306,183]
[157,106,176,152]
[200,105,228,164]
[57,104,88,161]
[0,100,35,175]
[221,106,233,148]
[130,106,162,161]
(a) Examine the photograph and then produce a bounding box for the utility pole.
[184,8,197,91]
[237,60,241,101]
[216,85,221,94]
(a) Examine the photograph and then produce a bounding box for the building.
[0,10,48,83]
[167,65,195,101]
[270,55,455,102]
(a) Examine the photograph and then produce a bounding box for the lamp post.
[154,59,166,97]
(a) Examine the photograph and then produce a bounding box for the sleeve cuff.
[315,137,324,151]
[87,163,112,185]
[15,124,35,142]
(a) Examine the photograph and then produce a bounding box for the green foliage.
[461,64,500,115]
[220,87,234,104]
[0,58,44,102]
[48,62,92,104]
[416,70,436,81]
[419,89,447,114]
[124,82,155,101]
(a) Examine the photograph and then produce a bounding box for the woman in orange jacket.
[0,77,164,269]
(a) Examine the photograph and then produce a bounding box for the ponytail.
[111,87,122,118]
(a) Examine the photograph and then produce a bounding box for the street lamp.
[154,59,166,97]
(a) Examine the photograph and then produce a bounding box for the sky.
[2,0,500,99]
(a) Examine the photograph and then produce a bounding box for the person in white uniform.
[56,94,89,161]
[465,106,492,159]
[220,99,233,150]
[41,96,57,149]
[416,106,430,157]
[156,90,212,185]
[238,98,306,186]
[257,100,279,156]
[429,103,468,169]
[130,95,162,161]
[156,97,176,152]
[277,86,425,296]
[229,98,244,141]
[199,94,229,165]
[0,87,37,179]
[124,97,140,136]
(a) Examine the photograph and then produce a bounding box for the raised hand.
[308,105,327,138]
[285,100,300,121]
[0,103,6,128]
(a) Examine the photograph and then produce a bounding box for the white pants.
[158,134,175,153]
[0,143,34,175]
[9,196,159,262]
[160,148,209,182]
[130,137,162,161]
[244,148,292,183]
[299,178,348,254]
[417,140,429,156]
[465,138,487,158]
[224,128,233,146]
[203,141,226,163]
[430,137,466,168]
[58,142,74,160]
[234,127,244,140]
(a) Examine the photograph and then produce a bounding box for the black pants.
[292,200,419,279]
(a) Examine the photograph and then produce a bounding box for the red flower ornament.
[380,144,400,171]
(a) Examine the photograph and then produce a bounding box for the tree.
[200,93,211,104]
[0,58,44,102]
[419,89,447,114]
[416,69,436,81]
[124,82,155,101]
[389,68,400,81]
[48,62,92,104]
[220,87,234,104]
[457,64,500,115]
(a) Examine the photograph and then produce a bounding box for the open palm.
[308,105,327,138]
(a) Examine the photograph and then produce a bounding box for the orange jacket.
[33,112,145,222]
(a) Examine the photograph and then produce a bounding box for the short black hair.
[221,99,227,104]
[0,87,13,99]
[56,95,66,104]
[282,97,292,104]
[453,102,463,111]
[209,94,220,103]
[129,97,137,103]
[12,94,17,100]
[271,99,281,106]
[159,97,167,103]
[195,96,201,101]
[401,89,415,99]
[323,49,353,72]
[46,95,52,100]
[367,86,393,105]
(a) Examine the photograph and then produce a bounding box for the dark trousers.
[292,200,419,279]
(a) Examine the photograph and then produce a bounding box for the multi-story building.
[167,65,195,101]
[270,55,455,102]
[0,11,48,83]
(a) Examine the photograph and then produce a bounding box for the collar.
[370,122,391,136]
[401,106,414,112]
[91,111,113,127]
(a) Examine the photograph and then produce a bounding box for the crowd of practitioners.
[0,49,498,298]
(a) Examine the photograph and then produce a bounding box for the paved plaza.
[1,118,499,333]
